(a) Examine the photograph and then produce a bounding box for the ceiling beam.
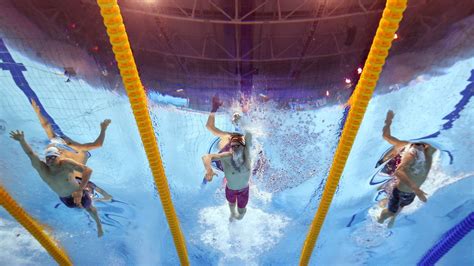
[139,47,363,62]
[289,0,327,78]
[81,0,387,25]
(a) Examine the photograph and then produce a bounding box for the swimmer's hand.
[101,119,111,130]
[72,190,84,208]
[205,169,217,182]
[9,130,25,142]
[211,95,223,112]
[385,110,394,124]
[414,188,428,202]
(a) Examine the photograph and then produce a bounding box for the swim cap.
[232,112,241,121]
[45,146,60,157]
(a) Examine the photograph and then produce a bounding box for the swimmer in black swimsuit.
[31,99,112,202]
[10,131,104,237]
[377,110,437,227]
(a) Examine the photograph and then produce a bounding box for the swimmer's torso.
[398,146,433,193]
[38,163,80,197]
[47,142,89,178]
[218,156,251,190]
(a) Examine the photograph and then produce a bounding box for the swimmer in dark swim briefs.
[10,130,104,237]
[31,99,112,201]
[59,178,97,209]
[377,110,437,227]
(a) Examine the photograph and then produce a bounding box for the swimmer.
[202,133,252,221]
[31,99,112,202]
[10,130,104,237]
[377,110,437,227]
[205,95,266,177]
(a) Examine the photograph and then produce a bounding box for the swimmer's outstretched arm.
[206,112,230,138]
[66,119,111,151]
[202,152,231,181]
[244,132,252,169]
[206,96,232,138]
[382,110,409,148]
[10,130,46,172]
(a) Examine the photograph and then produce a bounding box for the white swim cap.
[45,146,60,157]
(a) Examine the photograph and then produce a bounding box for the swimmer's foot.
[387,209,401,228]
[377,209,392,224]
[94,187,113,202]
[98,228,104,238]
[387,217,396,228]
[94,195,113,203]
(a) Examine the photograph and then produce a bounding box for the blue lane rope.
[418,212,474,265]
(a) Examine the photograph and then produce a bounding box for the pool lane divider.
[418,212,474,265]
[299,1,408,265]
[0,184,72,265]
[96,0,189,264]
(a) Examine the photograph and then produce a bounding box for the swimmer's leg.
[387,208,403,228]
[377,208,395,224]
[93,186,113,202]
[228,203,237,221]
[376,183,385,191]
[86,205,103,237]
[32,100,82,150]
[378,198,388,208]
[31,99,56,139]
[235,207,247,220]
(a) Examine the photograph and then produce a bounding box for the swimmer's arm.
[18,137,47,172]
[66,119,111,151]
[61,158,93,190]
[382,111,409,147]
[202,152,231,172]
[244,132,252,168]
[206,112,232,138]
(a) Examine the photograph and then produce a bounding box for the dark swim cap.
[230,134,245,146]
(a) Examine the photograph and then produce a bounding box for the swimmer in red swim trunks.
[202,133,252,221]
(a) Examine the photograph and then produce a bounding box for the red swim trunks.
[225,186,249,209]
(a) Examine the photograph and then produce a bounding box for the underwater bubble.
[0,120,7,135]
